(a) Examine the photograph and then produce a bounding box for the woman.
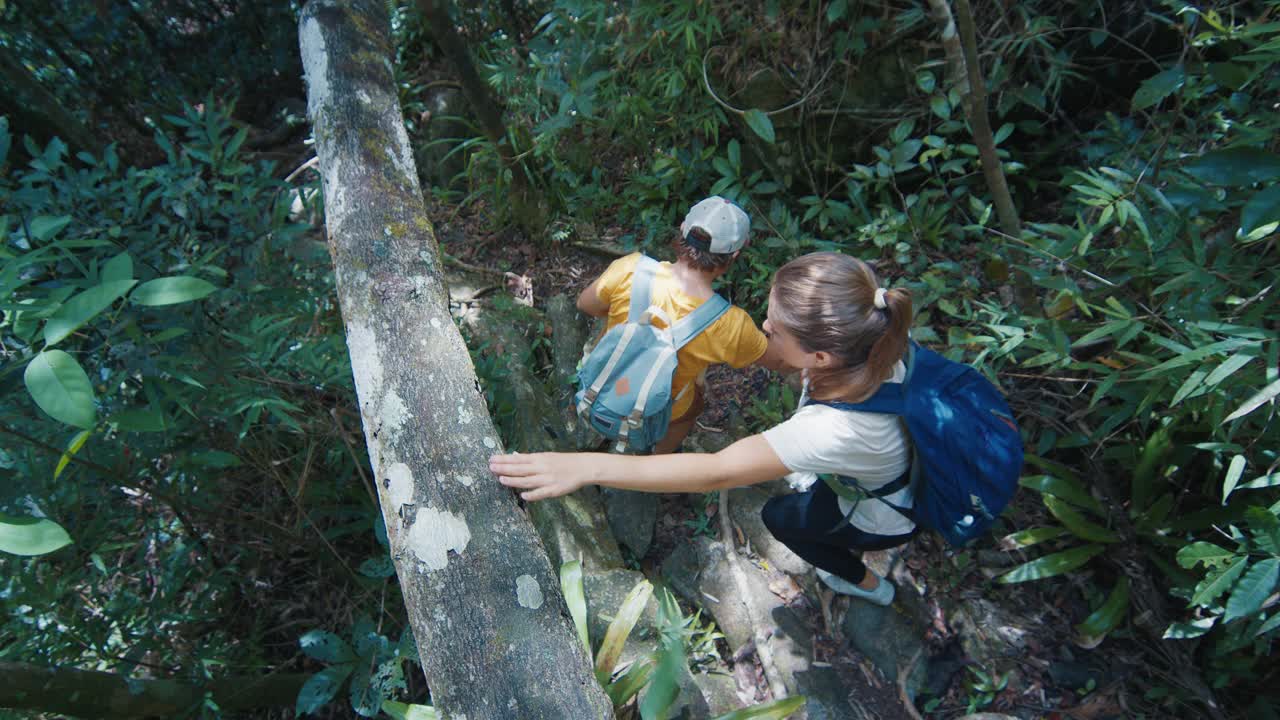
[490,252,915,605]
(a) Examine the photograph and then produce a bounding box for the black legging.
[761,479,915,584]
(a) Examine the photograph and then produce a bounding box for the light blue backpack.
[575,256,730,453]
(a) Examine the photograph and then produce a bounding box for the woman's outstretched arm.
[489,434,789,501]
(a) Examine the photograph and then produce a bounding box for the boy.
[576,196,785,454]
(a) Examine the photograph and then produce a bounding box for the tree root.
[718,489,789,702]
[897,648,925,720]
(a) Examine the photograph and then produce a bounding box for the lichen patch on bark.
[406,506,471,570]
[515,575,544,609]
[385,462,414,509]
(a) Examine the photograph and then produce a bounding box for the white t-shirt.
[762,363,915,536]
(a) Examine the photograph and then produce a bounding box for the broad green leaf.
[825,0,847,23]
[997,545,1106,584]
[1044,496,1119,543]
[1208,62,1250,90]
[43,280,136,345]
[131,276,218,306]
[295,664,353,715]
[299,630,355,663]
[998,526,1069,551]
[1256,612,1280,639]
[1177,542,1235,569]
[1191,556,1248,607]
[1240,185,1280,237]
[1225,558,1279,622]
[743,109,775,144]
[915,71,936,94]
[1246,507,1280,556]
[102,252,133,283]
[351,615,384,658]
[1171,369,1209,406]
[560,559,590,654]
[1223,378,1280,423]
[930,95,950,120]
[712,696,807,719]
[1163,617,1216,639]
[1203,353,1257,392]
[351,658,403,717]
[1074,577,1130,647]
[1019,475,1105,515]
[395,626,416,659]
[606,659,654,707]
[1223,455,1248,502]
[1131,66,1184,110]
[29,215,72,241]
[381,701,439,720]
[890,119,915,144]
[54,429,91,480]
[0,513,72,555]
[1183,147,1280,186]
[24,350,96,429]
[1238,474,1280,492]
[1137,338,1259,379]
[595,577,653,683]
[1023,455,1082,482]
[891,139,923,166]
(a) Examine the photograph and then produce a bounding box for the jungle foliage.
[2,0,1279,718]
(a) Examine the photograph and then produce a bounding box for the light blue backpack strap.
[628,256,660,323]
[670,293,730,349]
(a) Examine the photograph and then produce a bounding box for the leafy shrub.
[0,100,375,682]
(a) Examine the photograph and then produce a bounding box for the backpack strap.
[577,323,639,416]
[670,293,730,349]
[821,470,915,533]
[628,256,661,323]
[616,344,679,453]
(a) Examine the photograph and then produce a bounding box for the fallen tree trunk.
[0,661,307,718]
[298,2,612,717]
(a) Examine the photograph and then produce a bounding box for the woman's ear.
[813,350,839,368]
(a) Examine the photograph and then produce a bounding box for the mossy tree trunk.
[298,2,613,718]
[415,0,546,234]
[930,0,1022,239]
[0,43,100,156]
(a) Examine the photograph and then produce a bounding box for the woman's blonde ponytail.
[771,253,913,402]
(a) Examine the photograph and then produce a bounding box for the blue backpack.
[575,256,730,453]
[809,342,1023,546]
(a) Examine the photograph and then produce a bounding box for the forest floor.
[419,196,1137,719]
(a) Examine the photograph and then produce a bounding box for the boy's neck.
[670,259,724,298]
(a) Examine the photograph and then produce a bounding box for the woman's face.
[763,289,835,370]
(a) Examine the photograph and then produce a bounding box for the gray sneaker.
[817,569,896,606]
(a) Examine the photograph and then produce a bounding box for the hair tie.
[873,287,888,310]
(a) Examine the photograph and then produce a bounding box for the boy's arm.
[575,276,610,318]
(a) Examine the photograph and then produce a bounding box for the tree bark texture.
[931,0,1022,238]
[0,43,101,155]
[0,661,306,718]
[298,2,613,718]
[462,297,623,572]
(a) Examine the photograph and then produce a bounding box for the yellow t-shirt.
[594,253,768,419]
